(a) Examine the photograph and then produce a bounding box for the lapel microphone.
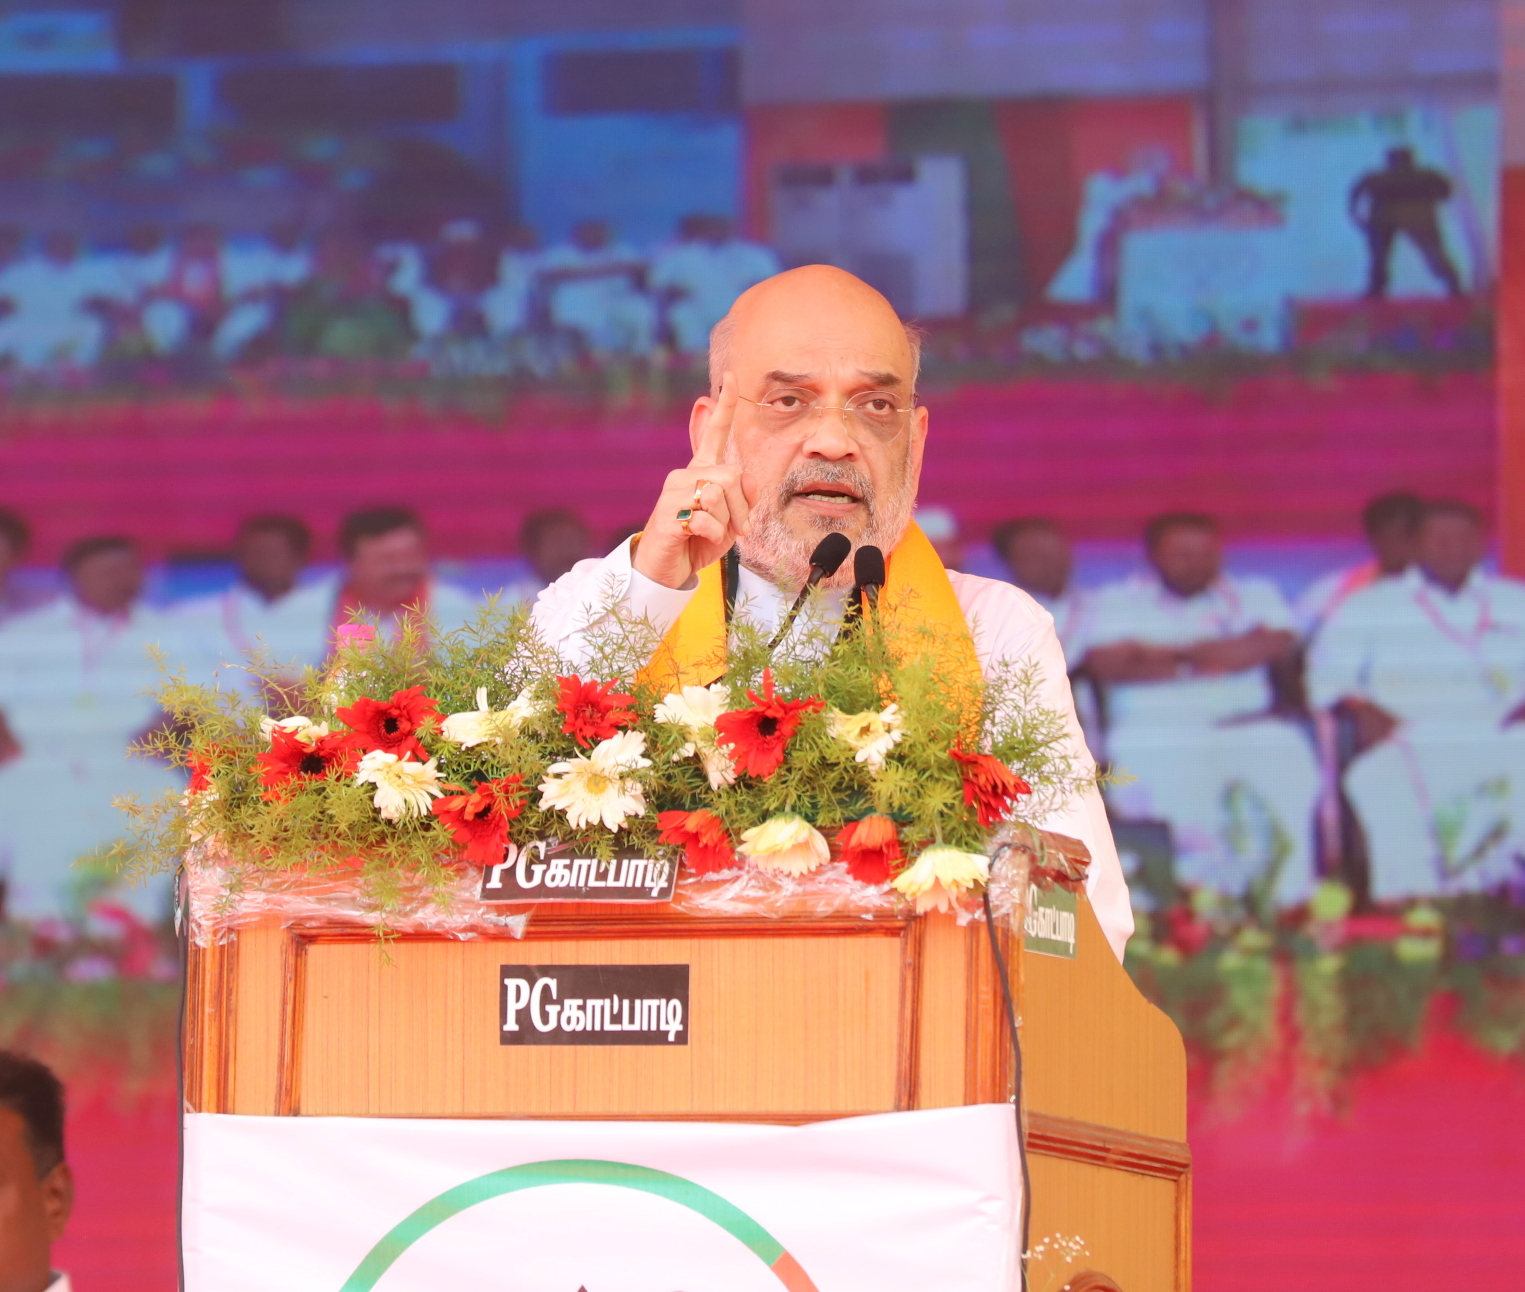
[767,532,853,651]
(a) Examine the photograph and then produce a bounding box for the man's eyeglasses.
[737,387,916,444]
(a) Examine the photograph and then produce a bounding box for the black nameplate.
[479,841,676,904]
[499,964,689,1046]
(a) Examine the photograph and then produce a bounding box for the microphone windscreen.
[854,545,887,588]
[809,532,852,579]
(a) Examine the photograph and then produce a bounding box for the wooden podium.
[184,852,1189,1291]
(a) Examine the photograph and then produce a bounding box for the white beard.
[726,451,917,590]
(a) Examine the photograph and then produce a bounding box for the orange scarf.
[637,522,982,700]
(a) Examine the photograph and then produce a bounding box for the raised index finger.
[690,370,739,467]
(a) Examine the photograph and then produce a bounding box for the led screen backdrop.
[0,1,1520,1289]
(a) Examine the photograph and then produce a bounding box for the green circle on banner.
[338,1157,820,1291]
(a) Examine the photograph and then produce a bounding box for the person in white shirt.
[1081,513,1320,904]
[539,220,655,359]
[0,1051,74,1292]
[0,233,110,371]
[993,517,1101,755]
[648,215,782,356]
[1295,491,1423,640]
[482,224,543,342]
[334,507,479,647]
[213,222,312,362]
[531,264,1133,959]
[498,509,592,607]
[175,515,336,697]
[1308,500,1525,898]
[0,538,182,921]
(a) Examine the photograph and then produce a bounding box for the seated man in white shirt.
[1295,491,1423,640]
[0,510,53,627]
[335,507,479,647]
[1308,500,1525,898]
[648,214,781,356]
[1081,513,1320,904]
[0,1051,73,1292]
[177,515,336,695]
[0,538,181,920]
[539,220,655,360]
[531,264,1133,958]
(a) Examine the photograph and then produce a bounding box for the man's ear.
[40,1162,73,1244]
[688,395,716,455]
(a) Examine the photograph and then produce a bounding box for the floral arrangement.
[114,597,1089,916]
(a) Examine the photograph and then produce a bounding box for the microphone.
[767,532,852,650]
[853,545,886,614]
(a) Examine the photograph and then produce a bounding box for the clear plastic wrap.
[181,823,1090,946]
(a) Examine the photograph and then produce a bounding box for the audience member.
[214,222,312,361]
[0,1051,72,1292]
[648,214,780,355]
[0,512,51,626]
[280,232,413,361]
[482,224,543,341]
[1083,512,1320,902]
[501,510,592,606]
[992,517,1087,665]
[540,220,655,360]
[1296,491,1424,639]
[336,507,477,644]
[0,233,109,371]
[0,538,180,920]
[1308,500,1525,897]
[178,515,335,691]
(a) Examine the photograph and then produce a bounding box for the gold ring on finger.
[692,480,710,512]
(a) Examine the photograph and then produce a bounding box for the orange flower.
[657,808,736,875]
[836,814,903,885]
[556,676,637,748]
[714,669,824,780]
[431,776,527,866]
[950,748,1030,827]
[336,686,441,761]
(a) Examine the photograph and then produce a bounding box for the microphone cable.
[984,870,1032,1292]
[767,531,852,651]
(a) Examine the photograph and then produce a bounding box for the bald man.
[532,266,1133,958]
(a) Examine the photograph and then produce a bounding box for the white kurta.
[1307,567,1525,897]
[1084,573,1320,904]
[647,238,782,353]
[0,599,184,919]
[531,541,1134,960]
[173,576,340,695]
[540,242,655,356]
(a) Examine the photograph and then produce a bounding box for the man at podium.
[531,265,1132,959]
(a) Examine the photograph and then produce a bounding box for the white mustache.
[776,462,875,514]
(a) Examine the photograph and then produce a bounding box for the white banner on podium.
[182,1105,1020,1291]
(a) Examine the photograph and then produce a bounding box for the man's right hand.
[632,372,757,590]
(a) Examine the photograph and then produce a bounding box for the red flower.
[1163,904,1213,958]
[714,670,824,780]
[187,755,214,795]
[950,748,1031,827]
[431,776,527,866]
[336,686,441,760]
[658,809,736,876]
[256,728,358,800]
[556,676,637,748]
[836,815,903,885]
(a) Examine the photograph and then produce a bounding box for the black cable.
[983,877,1031,1292]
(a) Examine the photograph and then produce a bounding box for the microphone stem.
[768,574,821,651]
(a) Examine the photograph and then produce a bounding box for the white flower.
[440,686,541,749]
[654,682,736,790]
[737,814,830,876]
[891,844,990,914]
[354,750,445,822]
[826,702,904,772]
[259,715,330,744]
[538,730,652,832]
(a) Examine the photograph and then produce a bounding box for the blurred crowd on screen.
[0,213,781,381]
[0,492,1521,933]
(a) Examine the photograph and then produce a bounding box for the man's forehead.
[759,365,907,389]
